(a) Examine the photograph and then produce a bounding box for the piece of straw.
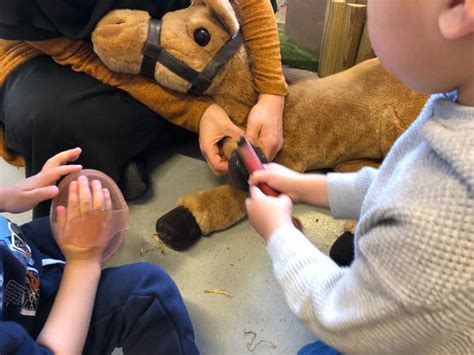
[204,288,233,298]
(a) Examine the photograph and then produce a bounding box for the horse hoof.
[228,146,267,192]
[156,206,202,250]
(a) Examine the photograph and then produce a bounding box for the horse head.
[92,0,251,98]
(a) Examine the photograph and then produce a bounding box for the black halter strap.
[140,19,244,96]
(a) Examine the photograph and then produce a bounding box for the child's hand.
[248,163,304,202]
[199,104,244,175]
[245,94,284,161]
[0,148,82,213]
[54,176,113,264]
[245,186,293,242]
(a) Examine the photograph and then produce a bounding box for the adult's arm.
[236,0,288,96]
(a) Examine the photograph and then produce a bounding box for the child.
[245,0,474,353]
[0,148,199,354]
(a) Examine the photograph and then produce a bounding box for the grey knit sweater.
[266,93,474,354]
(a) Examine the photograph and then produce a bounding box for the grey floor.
[0,142,345,354]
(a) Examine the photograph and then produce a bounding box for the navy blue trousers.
[21,218,199,355]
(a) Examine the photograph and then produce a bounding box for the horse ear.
[203,0,240,35]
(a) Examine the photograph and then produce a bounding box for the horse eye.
[193,28,211,47]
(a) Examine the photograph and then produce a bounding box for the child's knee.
[131,262,175,285]
[95,262,187,321]
[120,262,183,301]
[128,262,191,318]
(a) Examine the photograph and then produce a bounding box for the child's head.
[368,0,474,104]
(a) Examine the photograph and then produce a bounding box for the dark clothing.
[328,231,355,267]
[0,0,190,40]
[298,340,339,355]
[0,55,194,217]
[1,56,167,178]
[0,214,59,329]
[0,216,199,354]
[0,0,278,40]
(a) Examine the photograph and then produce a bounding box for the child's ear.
[439,0,474,39]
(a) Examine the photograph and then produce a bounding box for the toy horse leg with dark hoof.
[156,206,203,250]
[156,184,248,250]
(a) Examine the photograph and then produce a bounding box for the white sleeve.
[265,224,460,353]
[327,167,378,220]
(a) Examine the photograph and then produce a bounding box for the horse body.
[92,0,427,249]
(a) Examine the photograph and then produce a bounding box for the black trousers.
[0,56,193,217]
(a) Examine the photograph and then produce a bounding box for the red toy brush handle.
[237,137,279,197]
[257,182,280,197]
[237,137,302,231]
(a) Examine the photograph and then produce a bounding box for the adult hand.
[245,94,284,161]
[199,104,244,175]
[0,148,82,213]
[245,186,293,242]
[54,175,113,264]
[248,163,304,202]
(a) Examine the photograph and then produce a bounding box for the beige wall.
[284,0,328,54]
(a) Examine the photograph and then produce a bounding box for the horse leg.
[334,158,381,173]
[156,184,247,250]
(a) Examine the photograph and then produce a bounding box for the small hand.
[245,186,293,242]
[248,163,303,202]
[0,148,82,213]
[54,176,113,264]
[199,104,244,175]
[245,94,284,161]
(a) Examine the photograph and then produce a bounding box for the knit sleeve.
[236,0,288,96]
[327,167,378,219]
[265,224,471,353]
[26,38,213,133]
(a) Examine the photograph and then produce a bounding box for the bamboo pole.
[334,3,366,72]
[318,0,346,77]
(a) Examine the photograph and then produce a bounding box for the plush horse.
[92,0,428,250]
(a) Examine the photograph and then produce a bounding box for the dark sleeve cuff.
[0,322,53,355]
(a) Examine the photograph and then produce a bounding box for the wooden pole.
[318,0,346,77]
[334,3,366,72]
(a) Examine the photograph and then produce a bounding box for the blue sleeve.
[0,322,53,355]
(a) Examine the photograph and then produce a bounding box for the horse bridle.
[140,19,244,96]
